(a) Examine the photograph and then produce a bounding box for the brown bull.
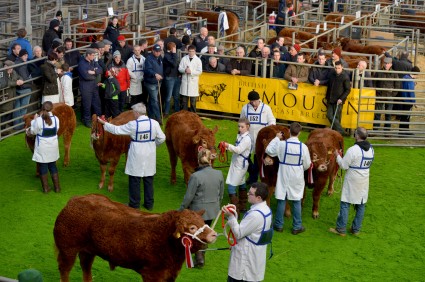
[305,128,344,219]
[24,103,76,173]
[54,194,217,282]
[90,111,136,192]
[256,125,293,217]
[165,111,218,185]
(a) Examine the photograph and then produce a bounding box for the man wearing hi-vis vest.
[329,127,374,237]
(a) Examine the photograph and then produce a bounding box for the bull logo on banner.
[199,83,227,104]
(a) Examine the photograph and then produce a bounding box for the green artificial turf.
[0,118,424,281]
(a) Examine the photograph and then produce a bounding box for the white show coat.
[30,113,60,163]
[227,201,272,281]
[226,131,252,186]
[336,144,374,204]
[60,74,74,106]
[178,54,202,97]
[240,101,276,152]
[126,54,145,96]
[104,115,165,177]
[266,136,311,200]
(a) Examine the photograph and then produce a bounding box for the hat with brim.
[85,48,97,55]
[383,57,392,64]
[117,35,126,41]
[113,50,121,57]
[4,60,15,67]
[102,39,112,46]
[152,44,161,52]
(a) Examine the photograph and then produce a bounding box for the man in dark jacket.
[103,16,120,52]
[13,49,33,129]
[144,44,164,124]
[78,49,103,127]
[164,27,182,50]
[226,46,252,76]
[115,35,133,63]
[6,43,21,62]
[385,51,412,78]
[326,61,351,136]
[42,19,60,53]
[205,57,225,73]
[308,52,330,86]
[373,57,401,130]
[192,27,208,53]
[1,60,24,132]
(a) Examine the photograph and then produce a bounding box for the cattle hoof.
[63,162,69,167]
[170,180,176,185]
[284,212,291,218]
[107,186,114,192]
[327,190,334,196]
[312,213,320,219]
[98,183,104,189]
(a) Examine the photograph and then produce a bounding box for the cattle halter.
[183,224,214,245]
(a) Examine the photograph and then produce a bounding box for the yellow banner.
[198,73,375,129]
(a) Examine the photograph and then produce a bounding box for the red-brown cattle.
[395,12,425,33]
[54,194,217,282]
[278,28,327,48]
[256,125,292,216]
[339,37,386,56]
[90,111,136,192]
[24,103,76,173]
[186,10,239,43]
[305,128,344,219]
[255,125,290,204]
[165,111,218,185]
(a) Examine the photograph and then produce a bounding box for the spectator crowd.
[0,17,421,135]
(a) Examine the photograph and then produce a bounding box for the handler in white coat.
[126,45,145,105]
[240,90,276,185]
[98,103,166,210]
[28,101,61,193]
[223,118,252,212]
[329,127,374,236]
[223,182,272,282]
[265,122,311,234]
[178,45,202,112]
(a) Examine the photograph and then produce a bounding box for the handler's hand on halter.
[222,204,237,218]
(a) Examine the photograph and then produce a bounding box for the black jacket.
[164,35,182,50]
[103,23,120,46]
[308,61,330,85]
[163,52,180,78]
[116,43,133,63]
[326,71,351,104]
[226,58,252,76]
[42,29,59,53]
[14,57,32,90]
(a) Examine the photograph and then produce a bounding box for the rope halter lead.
[221,204,238,246]
[181,224,214,268]
[183,224,214,245]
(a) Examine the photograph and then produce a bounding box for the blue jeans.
[335,201,365,234]
[164,76,181,114]
[145,82,161,120]
[13,88,32,129]
[274,199,302,230]
[227,183,246,195]
[38,161,58,175]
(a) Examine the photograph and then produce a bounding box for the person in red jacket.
[107,50,130,113]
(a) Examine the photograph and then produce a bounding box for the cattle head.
[192,126,218,160]
[259,126,290,167]
[307,142,334,172]
[90,114,107,142]
[23,113,36,152]
[173,209,217,244]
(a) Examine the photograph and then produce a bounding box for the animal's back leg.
[79,251,96,282]
[57,249,78,282]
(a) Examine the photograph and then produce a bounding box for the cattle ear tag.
[328,150,333,155]
[174,231,181,239]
